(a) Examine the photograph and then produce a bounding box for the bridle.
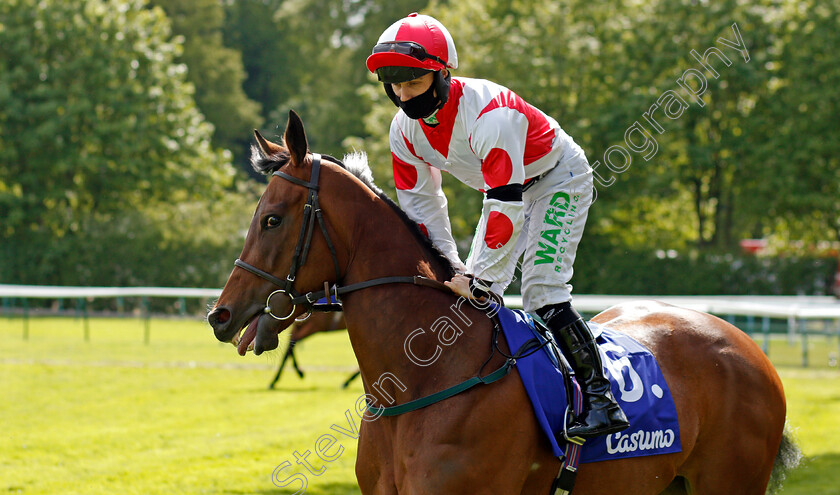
[234,153,529,432]
[234,154,342,320]
[233,153,449,321]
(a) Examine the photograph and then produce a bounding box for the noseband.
[234,154,449,321]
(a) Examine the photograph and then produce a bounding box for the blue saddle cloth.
[313,295,341,309]
[496,306,682,463]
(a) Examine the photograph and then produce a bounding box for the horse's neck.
[345,198,451,284]
[340,202,495,405]
[343,288,496,406]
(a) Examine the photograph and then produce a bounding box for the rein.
[234,152,568,463]
[367,316,552,417]
[233,153,450,320]
[235,152,533,421]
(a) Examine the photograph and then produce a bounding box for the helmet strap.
[434,70,452,107]
[383,83,401,108]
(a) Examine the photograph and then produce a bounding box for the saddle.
[495,309,586,494]
[494,306,682,494]
[314,294,680,495]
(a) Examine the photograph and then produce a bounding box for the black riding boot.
[538,303,630,439]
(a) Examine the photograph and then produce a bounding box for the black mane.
[249,147,456,280]
[250,144,290,174]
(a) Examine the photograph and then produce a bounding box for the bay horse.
[208,111,796,494]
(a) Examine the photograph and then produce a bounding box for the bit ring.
[264,290,296,321]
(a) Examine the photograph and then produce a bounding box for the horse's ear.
[284,110,308,167]
[253,129,284,158]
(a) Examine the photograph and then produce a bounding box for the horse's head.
[208,111,353,355]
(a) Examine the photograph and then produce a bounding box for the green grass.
[1,316,838,494]
[1,317,364,495]
[776,368,840,494]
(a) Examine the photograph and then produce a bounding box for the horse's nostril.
[209,307,231,327]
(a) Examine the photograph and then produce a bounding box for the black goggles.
[372,41,447,66]
[375,66,433,84]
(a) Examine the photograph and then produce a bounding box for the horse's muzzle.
[208,306,236,342]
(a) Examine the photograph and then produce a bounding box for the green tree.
[0,0,242,285]
[222,0,290,125]
[417,0,791,252]
[607,0,781,250]
[260,0,428,156]
[748,0,840,245]
[152,0,263,167]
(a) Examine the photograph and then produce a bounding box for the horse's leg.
[357,375,552,495]
[268,340,294,389]
[675,335,784,493]
[342,370,361,389]
[286,312,344,383]
[679,407,783,494]
[270,312,351,389]
[356,420,398,495]
[269,316,318,389]
[288,339,305,378]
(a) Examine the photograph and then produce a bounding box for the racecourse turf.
[1,316,838,494]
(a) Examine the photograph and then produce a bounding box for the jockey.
[366,13,629,439]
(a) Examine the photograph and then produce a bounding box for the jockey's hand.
[444,274,474,299]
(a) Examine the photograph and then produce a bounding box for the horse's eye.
[264,215,282,229]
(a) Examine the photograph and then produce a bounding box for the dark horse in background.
[208,111,798,494]
[268,311,358,389]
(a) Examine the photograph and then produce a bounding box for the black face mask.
[398,82,439,120]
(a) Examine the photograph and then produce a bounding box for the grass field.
[1,316,839,494]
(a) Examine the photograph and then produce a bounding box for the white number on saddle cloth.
[599,343,644,403]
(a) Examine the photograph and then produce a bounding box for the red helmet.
[366,13,458,75]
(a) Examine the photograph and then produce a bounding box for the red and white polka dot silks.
[484,210,515,249]
[389,77,581,284]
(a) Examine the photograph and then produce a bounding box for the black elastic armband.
[486,183,523,202]
[468,276,492,299]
